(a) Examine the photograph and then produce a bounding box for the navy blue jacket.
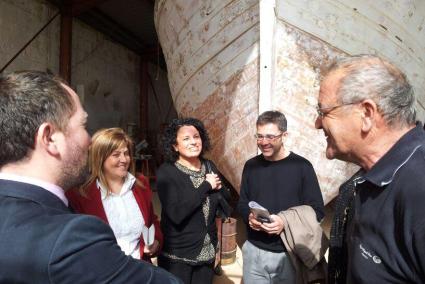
[347,124,425,283]
[0,179,182,284]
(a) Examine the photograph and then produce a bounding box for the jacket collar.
[359,123,424,187]
[0,179,70,212]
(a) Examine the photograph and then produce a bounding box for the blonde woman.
[66,128,162,262]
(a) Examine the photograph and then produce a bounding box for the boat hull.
[155,0,425,204]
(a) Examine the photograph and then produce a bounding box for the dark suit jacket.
[66,175,163,261]
[0,179,182,284]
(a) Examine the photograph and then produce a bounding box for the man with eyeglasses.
[237,110,324,284]
[316,55,425,283]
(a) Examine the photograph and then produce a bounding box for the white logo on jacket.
[359,243,382,264]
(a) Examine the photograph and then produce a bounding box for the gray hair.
[328,54,416,127]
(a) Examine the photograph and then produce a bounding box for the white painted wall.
[71,19,140,134]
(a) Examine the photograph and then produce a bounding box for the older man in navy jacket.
[0,71,181,284]
[317,55,425,283]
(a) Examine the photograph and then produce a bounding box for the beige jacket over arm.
[278,205,328,284]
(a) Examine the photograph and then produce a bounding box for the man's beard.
[60,162,89,191]
[58,145,90,191]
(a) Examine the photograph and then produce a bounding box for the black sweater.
[237,152,324,252]
[156,161,225,264]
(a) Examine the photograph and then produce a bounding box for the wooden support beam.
[140,60,149,140]
[46,0,105,16]
[59,12,72,83]
[78,9,148,54]
[70,0,109,16]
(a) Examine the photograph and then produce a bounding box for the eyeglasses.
[316,102,358,118]
[254,133,283,142]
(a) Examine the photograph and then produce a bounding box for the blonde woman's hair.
[80,127,140,196]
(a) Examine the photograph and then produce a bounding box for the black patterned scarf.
[328,170,363,284]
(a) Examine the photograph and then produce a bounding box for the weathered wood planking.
[277,0,425,118]
[155,0,425,204]
[156,0,259,110]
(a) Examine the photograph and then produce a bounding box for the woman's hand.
[205,172,222,190]
[143,240,160,257]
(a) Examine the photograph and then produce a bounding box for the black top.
[237,152,324,252]
[347,124,425,283]
[156,160,228,265]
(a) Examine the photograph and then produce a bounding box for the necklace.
[176,160,201,171]
[175,161,206,188]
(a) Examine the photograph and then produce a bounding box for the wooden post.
[59,12,72,83]
[140,60,149,140]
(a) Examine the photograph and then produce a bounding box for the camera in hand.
[256,215,272,223]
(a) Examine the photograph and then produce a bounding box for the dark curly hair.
[161,117,211,162]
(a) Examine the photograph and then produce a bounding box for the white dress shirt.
[97,173,145,259]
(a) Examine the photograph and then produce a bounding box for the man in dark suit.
[0,71,182,283]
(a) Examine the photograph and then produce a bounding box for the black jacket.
[156,160,230,263]
[0,179,181,284]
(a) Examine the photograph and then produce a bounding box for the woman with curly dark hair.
[157,117,231,284]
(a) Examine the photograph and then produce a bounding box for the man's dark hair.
[256,111,287,132]
[0,71,75,167]
[161,117,211,162]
